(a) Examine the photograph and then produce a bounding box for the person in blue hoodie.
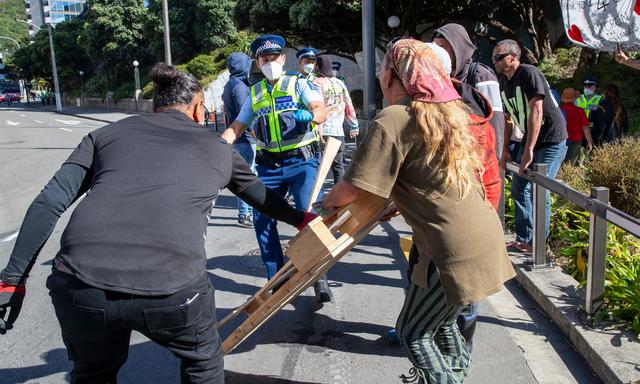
[223,52,257,227]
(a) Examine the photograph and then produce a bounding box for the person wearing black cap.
[0,63,317,383]
[297,47,319,80]
[222,35,333,302]
[331,61,347,85]
[576,77,607,145]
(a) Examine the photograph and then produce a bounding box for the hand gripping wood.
[217,192,393,354]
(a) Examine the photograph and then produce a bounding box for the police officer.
[575,76,606,144]
[0,63,316,383]
[297,47,319,80]
[331,61,347,85]
[222,35,333,302]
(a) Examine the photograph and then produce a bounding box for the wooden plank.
[219,194,394,354]
[306,136,342,211]
[286,216,337,272]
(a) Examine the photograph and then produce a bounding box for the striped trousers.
[396,246,471,383]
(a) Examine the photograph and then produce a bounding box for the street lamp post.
[362,0,375,139]
[161,0,172,66]
[133,60,140,112]
[79,70,84,107]
[37,0,62,111]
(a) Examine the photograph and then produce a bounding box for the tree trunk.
[578,47,599,68]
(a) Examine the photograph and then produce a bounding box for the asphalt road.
[0,105,601,383]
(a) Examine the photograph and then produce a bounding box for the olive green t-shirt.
[344,98,515,306]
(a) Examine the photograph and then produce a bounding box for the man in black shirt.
[494,39,567,252]
[0,64,315,383]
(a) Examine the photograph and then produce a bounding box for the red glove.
[0,281,26,335]
[297,211,319,231]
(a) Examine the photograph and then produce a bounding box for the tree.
[194,0,237,52]
[234,0,560,64]
[79,0,151,78]
[0,0,29,53]
[146,0,237,65]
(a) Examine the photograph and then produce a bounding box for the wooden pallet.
[218,192,393,354]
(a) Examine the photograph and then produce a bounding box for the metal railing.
[502,161,640,315]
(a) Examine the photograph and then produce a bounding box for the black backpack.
[465,61,497,87]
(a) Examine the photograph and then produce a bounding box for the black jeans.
[323,136,345,185]
[46,270,223,384]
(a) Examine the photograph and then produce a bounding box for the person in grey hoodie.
[432,23,505,159]
[223,52,256,227]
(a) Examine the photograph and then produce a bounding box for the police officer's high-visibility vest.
[575,94,602,118]
[250,73,318,153]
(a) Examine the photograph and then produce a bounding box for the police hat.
[251,35,286,57]
[583,76,597,86]
[296,47,318,60]
[331,61,342,70]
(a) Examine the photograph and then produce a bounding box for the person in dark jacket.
[432,23,505,160]
[601,83,629,141]
[0,63,316,384]
[223,52,257,227]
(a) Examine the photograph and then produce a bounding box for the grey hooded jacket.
[433,23,505,157]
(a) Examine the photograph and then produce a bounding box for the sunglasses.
[493,51,514,62]
[203,105,212,127]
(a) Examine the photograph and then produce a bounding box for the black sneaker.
[238,216,253,228]
[313,276,332,303]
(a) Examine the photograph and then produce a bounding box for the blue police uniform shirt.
[235,75,322,126]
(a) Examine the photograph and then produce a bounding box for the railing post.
[532,163,548,267]
[586,187,609,315]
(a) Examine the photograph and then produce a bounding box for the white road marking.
[35,120,43,123]
[59,128,73,132]
[0,231,19,242]
[6,120,19,126]
[55,119,80,125]
[20,114,26,117]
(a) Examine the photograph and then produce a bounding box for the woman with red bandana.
[322,39,514,383]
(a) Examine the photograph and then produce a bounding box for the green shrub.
[556,163,590,194]
[585,138,640,217]
[112,82,135,102]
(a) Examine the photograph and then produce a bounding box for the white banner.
[560,0,640,51]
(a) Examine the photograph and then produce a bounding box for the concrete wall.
[62,95,154,113]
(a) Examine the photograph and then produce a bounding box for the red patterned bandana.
[390,39,460,103]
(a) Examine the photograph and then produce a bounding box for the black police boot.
[313,275,332,303]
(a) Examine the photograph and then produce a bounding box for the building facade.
[25,0,86,33]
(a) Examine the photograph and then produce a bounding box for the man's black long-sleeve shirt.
[1,110,303,295]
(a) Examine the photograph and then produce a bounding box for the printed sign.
[560,0,640,51]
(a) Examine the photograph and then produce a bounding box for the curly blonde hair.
[414,100,482,198]
[383,40,482,198]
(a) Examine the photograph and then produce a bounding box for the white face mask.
[332,70,339,77]
[261,61,284,81]
[302,63,315,74]
[583,88,594,96]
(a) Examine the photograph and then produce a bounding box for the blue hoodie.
[223,52,254,144]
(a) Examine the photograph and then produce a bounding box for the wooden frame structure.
[218,192,393,354]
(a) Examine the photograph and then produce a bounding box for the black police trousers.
[46,270,223,384]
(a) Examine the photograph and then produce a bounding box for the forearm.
[1,164,90,284]
[322,180,360,210]
[310,103,327,125]
[222,120,248,144]
[525,106,542,151]
[583,126,593,146]
[236,182,305,227]
[503,117,513,152]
